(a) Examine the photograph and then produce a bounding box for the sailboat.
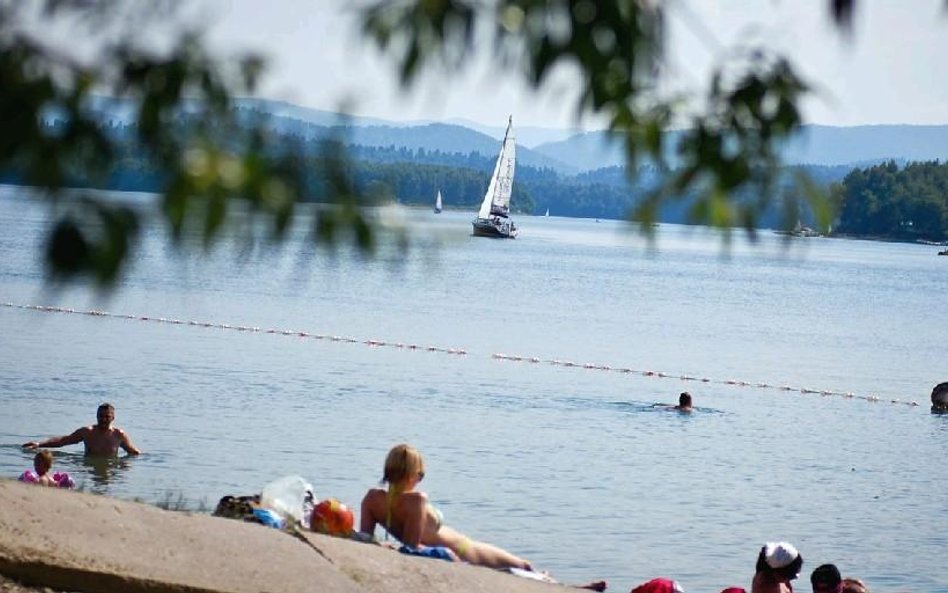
[472,116,517,238]
[434,190,442,214]
[775,220,821,238]
[544,208,549,217]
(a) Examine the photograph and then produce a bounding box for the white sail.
[435,190,442,213]
[477,116,516,220]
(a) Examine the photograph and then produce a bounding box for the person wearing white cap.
[752,541,803,593]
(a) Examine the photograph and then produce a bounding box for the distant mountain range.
[532,125,948,172]
[84,96,948,175]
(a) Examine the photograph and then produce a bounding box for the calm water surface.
[1,187,946,592]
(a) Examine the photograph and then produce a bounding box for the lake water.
[1,186,946,592]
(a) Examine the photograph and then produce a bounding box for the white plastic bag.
[260,475,315,528]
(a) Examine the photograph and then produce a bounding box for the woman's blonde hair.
[383,443,425,485]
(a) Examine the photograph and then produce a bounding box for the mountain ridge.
[82,95,948,175]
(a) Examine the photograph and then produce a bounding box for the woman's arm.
[359,491,379,536]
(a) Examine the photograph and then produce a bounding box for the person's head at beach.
[754,541,803,588]
[677,392,693,410]
[33,450,53,476]
[810,564,842,593]
[629,577,683,593]
[383,443,425,491]
[96,403,115,428]
[839,578,868,593]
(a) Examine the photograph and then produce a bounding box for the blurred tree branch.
[1,0,376,288]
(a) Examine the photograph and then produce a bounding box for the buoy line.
[490,353,918,407]
[0,302,468,355]
[2,302,919,408]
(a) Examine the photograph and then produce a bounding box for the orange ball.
[310,498,354,536]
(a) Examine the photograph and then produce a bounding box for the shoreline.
[0,479,572,593]
[4,182,944,247]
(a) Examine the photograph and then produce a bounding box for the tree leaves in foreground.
[0,0,902,286]
[1,1,381,288]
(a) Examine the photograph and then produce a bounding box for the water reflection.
[76,455,134,494]
[929,410,948,439]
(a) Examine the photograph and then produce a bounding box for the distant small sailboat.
[774,220,821,238]
[544,208,549,217]
[434,190,443,214]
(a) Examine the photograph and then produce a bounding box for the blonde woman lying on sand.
[359,443,606,591]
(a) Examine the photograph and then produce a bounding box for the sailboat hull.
[472,217,517,239]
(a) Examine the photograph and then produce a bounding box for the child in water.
[19,450,74,488]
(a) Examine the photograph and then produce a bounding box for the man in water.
[652,392,693,412]
[23,403,141,456]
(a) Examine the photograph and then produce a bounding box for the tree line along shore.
[2,119,946,244]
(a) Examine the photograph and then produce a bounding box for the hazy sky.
[184,1,948,130]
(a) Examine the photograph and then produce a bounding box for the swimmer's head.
[931,382,948,412]
[678,392,693,408]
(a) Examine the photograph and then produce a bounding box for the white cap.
[764,541,799,569]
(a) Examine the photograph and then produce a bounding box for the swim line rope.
[1,302,921,408]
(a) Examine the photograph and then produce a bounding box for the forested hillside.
[6,117,937,236]
[833,160,948,241]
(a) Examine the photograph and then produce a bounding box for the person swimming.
[674,392,693,411]
[652,392,694,412]
[930,382,948,413]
